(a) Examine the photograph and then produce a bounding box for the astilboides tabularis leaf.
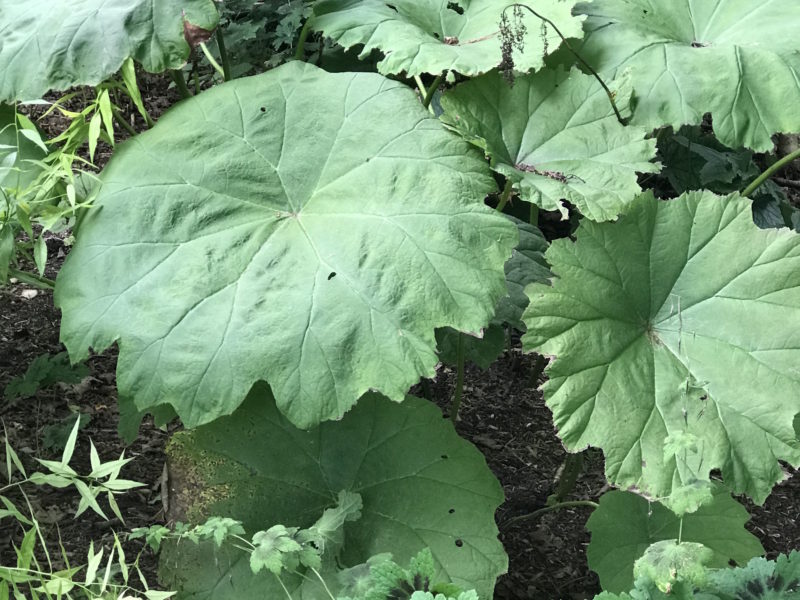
[55,61,517,430]
[523,190,800,505]
[569,0,800,152]
[312,0,585,77]
[440,68,658,221]
[162,386,507,599]
[0,0,219,102]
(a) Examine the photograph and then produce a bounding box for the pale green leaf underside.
[164,387,507,599]
[55,62,516,429]
[586,489,763,593]
[312,0,584,77]
[0,0,219,102]
[572,0,800,152]
[523,191,800,504]
[440,69,658,221]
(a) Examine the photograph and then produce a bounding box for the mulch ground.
[1,72,799,599]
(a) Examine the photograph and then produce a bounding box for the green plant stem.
[216,28,232,81]
[171,70,191,99]
[505,4,624,125]
[742,147,800,197]
[496,179,514,212]
[310,567,337,600]
[450,334,465,423]
[111,107,138,137]
[504,500,598,527]
[422,74,443,109]
[414,75,435,115]
[8,267,55,290]
[275,574,294,600]
[295,18,313,60]
[199,42,226,80]
[530,203,539,226]
[678,516,684,545]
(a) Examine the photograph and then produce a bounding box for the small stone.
[20,289,38,300]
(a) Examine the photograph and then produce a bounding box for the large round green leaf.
[440,68,658,221]
[586,489,763,593]
[55,61,516,429]
[163,386,507,598]
[0,0,219,102]
[522,191,800,504]
[570,0,800,152]
[312,0,585,77]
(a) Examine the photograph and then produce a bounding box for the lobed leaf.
[441,68,658,221]
[162,385,507,598]
[523,190,800,503]
[55,61,516,430]
[312,0,585,77]
[0,0,219,102]
[569,0,800,152]
[586,489,763,593]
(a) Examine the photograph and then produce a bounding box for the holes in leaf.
[446,2,464,15]
[448,508,455,514]
[455,539,463,547]
[260,107,266,112]
[327,272,336,280]
[441,454,448,459]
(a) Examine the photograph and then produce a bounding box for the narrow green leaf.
[28,473,73,488]
[60,417,81,466]
[34,460,78,478]
[15,209,32,238]
[3,431,26,480]
[87,112,101,163]
[97,90,115,144]
[99,543,115,595]
[88,440,100,473]
[106,490,124,524]
[17,129,47,154]
[0,226,13,283]
[143,592,177,600]
[72,480,107,520]
[89,455,133,479]
[15,113,37,132]
[102,478,143,492]
[114,533,128,583]
[65,184,76,209]
[0,496,32,525]
[33,235,46,276]
[84,542,103,586]
[121,58,149,124]
[16,528,36,570]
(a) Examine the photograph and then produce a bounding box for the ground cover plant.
[1,0,799,598]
